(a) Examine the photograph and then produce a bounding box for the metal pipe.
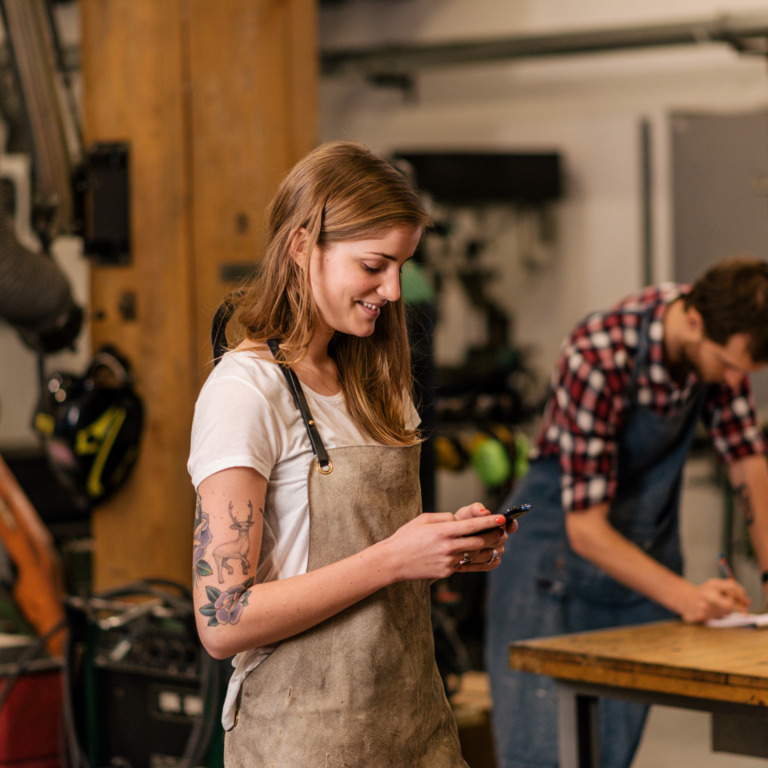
[321,12,768,78]
[640,119,653,288]
[0,0,77,244]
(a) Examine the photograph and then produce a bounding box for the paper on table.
[706,612,768,628]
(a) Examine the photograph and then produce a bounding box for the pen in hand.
[718,553,735,580]
[718,553,751,613]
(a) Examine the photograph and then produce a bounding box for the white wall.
[318,1,768,592]
[319,0,768,386]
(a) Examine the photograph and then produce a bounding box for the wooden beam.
[80,0,317,590]
[186,0,318,364]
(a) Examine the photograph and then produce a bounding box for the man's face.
[686,332,763,387]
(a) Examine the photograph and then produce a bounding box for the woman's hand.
[454,501,520,533]
[380,503,513,582]
[454,501,515,572]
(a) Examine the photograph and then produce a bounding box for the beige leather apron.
[225,443,467,768]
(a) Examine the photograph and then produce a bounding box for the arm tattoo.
[212,501,255,584]
[199,577,255,627]
[194,494,262,626]
[734,483,755,526]
[193,493,213,581]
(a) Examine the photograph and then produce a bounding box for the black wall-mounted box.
[74,141,131,265]
[393,151,563,205]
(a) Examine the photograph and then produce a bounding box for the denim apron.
[225,442,467,767]
[485,308,706,768]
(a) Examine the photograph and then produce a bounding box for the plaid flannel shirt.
[532,283,767,511]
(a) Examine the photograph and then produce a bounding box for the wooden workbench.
[508,620,768,767]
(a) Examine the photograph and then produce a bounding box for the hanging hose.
[0,0,78,246]
[0,183,82,353]
[0,0,83,353]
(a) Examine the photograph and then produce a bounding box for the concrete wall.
[316,1,768,595]
[319,0,768,387]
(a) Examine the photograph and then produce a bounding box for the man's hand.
[677,578,751,624]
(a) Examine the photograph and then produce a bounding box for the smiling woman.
[230,141,431,447]
[187,141,517,768]
[299,224,421,343]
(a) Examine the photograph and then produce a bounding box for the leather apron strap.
[266,338,332,474]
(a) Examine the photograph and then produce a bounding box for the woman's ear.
[289,227,310,269]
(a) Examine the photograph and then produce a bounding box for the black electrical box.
[393,151,563,205]
[75,141,131,265]
[2,446,88,531]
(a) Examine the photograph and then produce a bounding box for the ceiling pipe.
[320,12,768,79]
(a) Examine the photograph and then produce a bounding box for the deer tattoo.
[213,501,255,584]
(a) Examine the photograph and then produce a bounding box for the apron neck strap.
[267,339,333,474]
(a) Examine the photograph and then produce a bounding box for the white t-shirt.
[187,349,419,727]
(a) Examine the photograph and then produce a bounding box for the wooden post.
[80,0,317,591]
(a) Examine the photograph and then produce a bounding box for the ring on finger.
[460,551,472,566]
[485,548,499,565]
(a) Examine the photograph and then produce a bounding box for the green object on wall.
[470,436,512,488]
[401,260,435,304]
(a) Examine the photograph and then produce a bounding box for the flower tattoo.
[199,578,255,626]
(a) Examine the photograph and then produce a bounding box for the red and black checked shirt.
[531,283,767,512]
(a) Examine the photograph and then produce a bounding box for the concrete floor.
[633,706,765,768]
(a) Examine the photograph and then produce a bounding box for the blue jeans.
[484,460,676,768]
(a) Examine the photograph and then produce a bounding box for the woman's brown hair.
[230,140,431,446]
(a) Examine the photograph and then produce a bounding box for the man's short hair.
[684,255,768,363]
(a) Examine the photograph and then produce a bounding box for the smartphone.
[466,504,532,536]
[503,503,532,523]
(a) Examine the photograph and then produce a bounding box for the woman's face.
[307,224,422,339]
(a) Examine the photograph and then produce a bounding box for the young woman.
[188,140,515,767]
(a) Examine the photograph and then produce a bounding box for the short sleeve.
[702,380,768,464]
[188,371,280,489]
